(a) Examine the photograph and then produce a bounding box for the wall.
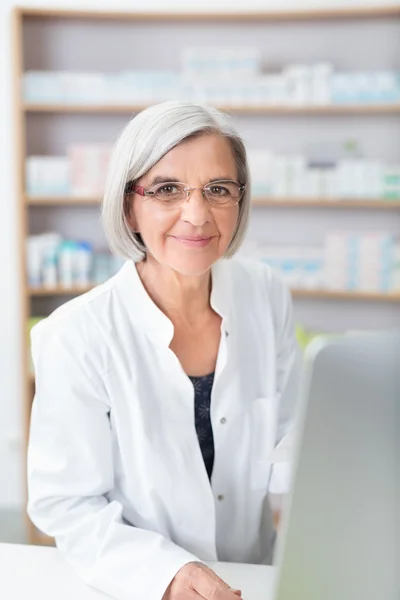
[1,0,399,509]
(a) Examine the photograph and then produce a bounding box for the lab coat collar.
[114,259,232,347]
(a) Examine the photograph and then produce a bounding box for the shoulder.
[221,257,294,340]
[30,274,118,361]
[223,256,292,306]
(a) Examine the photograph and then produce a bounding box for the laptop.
[216,331,400,600]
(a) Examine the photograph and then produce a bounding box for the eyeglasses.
[125,179,246,208]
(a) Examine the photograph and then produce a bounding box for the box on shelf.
[26,156,70,197]
[181,47,262,79]
[26,233,125,289]
[26,144,113,199]
[332,71,400,105]
[22,63,400,108]
[240,232,399,293]
[68,144,112,197]
[247,144,399,200]
[324,232,395,292]
[382,165,400,200]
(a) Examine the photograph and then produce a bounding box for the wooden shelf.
[18,6,400,21]
[252,198,400,209]
[28,285,400,302]
[26,196,101,206]
[29,285,94,296]
[291,289,400,302]
[23,102,400,115]
[30,526,55,547]
[24,103,148,114]
[26,196,400,209]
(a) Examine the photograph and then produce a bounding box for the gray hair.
[102,101,251,260]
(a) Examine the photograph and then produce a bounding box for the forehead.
[144,134,237,181]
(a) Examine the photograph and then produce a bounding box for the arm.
[27,320,200,600]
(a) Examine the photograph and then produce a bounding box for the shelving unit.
[13,5,400,546]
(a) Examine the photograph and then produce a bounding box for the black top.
[188,372,215,481]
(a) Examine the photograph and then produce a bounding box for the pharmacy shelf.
[17,6,400,21]
[28,285,400,302]
[291,289,400,302]
[23,103,400,115]
[26,196,101,206]
[29,285,94,296]
[252,198,400,209]
[15,4,400,550]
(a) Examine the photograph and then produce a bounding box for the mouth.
[170,236,214,248]
[171,235,213,248]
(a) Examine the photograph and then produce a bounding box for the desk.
[0,543,275,600]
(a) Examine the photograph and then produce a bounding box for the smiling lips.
[171,235,214,248]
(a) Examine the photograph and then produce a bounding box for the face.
[126,134,240,276]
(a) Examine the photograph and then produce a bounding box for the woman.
[28,101,301,600]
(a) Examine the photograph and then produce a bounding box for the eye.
[157,184,179,195]
[209,185,229,196]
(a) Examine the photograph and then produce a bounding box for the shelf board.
[291,289,400,302]
[252,198,400,209]
[26,196,400,209]
[26,196,101,206]
[30,527,55,547]
[28,285,400,302]
[23,103,400,115]
[17,6,400,21]
[29,285,94,296]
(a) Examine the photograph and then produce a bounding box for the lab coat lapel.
[115,260,219,558]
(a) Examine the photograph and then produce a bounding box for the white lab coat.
[27,257,301,600]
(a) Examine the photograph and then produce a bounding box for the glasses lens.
[152,182,186,205]
[204,181,243,205]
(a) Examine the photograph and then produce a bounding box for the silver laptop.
[272,331,400,600]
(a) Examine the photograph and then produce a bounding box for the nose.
[180,187,210,227]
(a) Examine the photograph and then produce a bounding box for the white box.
[68,144,112,197]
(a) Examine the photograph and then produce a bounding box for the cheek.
[137,206,179,244]
[216,207,239,239]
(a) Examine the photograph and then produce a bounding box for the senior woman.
[27,101,301,600]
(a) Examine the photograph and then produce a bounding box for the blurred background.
[0,0,399,546]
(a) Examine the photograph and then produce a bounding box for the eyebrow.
[148,176,181,186]
[147,175,240,186]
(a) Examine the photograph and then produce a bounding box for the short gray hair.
[102,101,251,260]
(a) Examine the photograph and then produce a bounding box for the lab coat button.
[225,331,229,338]
[220,417,227,424]
[218,495,225,501]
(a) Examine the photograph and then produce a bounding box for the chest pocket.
[250,396,277,491]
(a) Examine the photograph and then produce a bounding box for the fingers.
[190,567,242,600]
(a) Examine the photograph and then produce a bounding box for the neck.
[136,256,212,325]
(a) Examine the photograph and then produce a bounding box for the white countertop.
[0,543,275,600]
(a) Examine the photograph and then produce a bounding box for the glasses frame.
[125,179,246,207]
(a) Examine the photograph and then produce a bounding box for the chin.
[166,253,220,277]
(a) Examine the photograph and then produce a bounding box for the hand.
[163,562,242,600]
